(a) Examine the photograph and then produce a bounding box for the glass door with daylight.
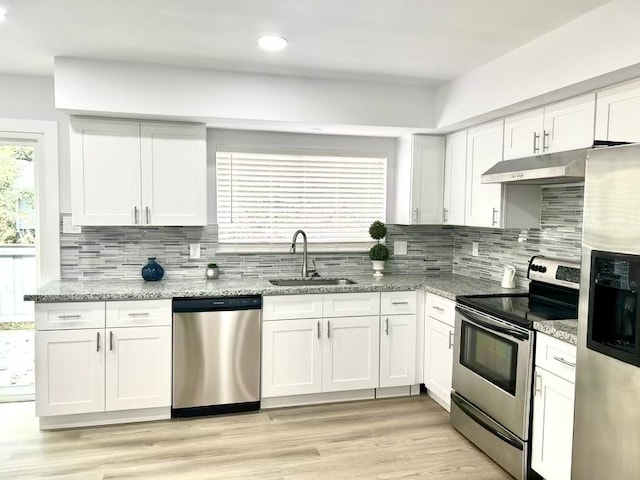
[0,142,36,402]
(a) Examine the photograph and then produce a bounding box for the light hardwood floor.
[1,395,510,479]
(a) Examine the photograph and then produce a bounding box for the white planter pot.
[371,260,385,278]
[206,267,219,280]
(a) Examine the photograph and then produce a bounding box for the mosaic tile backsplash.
[60,185,583,284]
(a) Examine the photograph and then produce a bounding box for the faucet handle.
[309,258,320,277]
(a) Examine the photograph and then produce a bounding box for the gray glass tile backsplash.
[60,186,583,285]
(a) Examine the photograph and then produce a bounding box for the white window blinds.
[216,150,387,244]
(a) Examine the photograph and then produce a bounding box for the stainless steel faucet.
[290,229,316,277]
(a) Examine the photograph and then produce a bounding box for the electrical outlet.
[394,241,408,255]
[62,215,81,234]
[189,243,201,259]
[472,241,479,257]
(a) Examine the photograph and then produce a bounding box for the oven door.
[452,304,534,439]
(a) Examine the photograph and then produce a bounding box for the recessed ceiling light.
[257,36,288,52]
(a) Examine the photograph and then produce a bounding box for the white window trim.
[0,119,60,286]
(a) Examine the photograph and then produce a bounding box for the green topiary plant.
[207,263,218,268]
[368,220,390,261]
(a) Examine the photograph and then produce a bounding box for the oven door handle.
[458,307,529,341]
[451,394,524,451]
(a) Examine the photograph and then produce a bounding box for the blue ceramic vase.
[141,257,164,281]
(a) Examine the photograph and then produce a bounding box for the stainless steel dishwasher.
[172,296,261,417]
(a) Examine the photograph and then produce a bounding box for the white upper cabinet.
[595,79,640,142]
[465,120,504,228]
[443,130,467,226]
[70,118,142,226]
[395,135,445,225]
[503,94,595,160]
[70,117,207,226]
[140,123,207,226]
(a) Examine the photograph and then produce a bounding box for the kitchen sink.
[269,278,357,287]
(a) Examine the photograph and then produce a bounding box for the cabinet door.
[543,94,595,154]
[465,121,504,228]
[503,108,544,160]
[140,122,207,226]
[70,118,141,226]
[394,135,444,225]
[531,368,575,480]
[105,326,172,411]
[323,316,379,392]
[262,319,322,398]
[35,329,105,416]
[423,316,454,411]
[595,79,640,142]
[443,131,467,225]
[380,314,416,388]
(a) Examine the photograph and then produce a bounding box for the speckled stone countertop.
[533,319,578,345]
[24,273,525,302]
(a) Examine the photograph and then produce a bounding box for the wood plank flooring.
[0,395,510,479]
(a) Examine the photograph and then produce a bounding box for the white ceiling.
[0,0,610,85]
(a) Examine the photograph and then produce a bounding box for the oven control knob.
[531,264,539,271]
[540,266,547,273]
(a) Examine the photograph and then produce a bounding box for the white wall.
[436,0,640,130]
[0,74,56,121]
[54,57,437,132]
[207,129,398,224]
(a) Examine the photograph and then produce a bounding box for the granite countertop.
[533,319,578,345]
[24,273,525,302]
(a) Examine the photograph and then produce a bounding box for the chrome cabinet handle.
[385,318,389,336]
[145,206,150,224]
[134,206,139,224]
[58,314,81,319]
[543,130,550,151]
[127,312,150,317]
[533,131,540,153]
[448,330,454,349]
[391,301,409,305]
[534,373,543,396]
[413,208,419,223]
[432,305,445,312]
[109,331,114,351]
[443,207,448,224]
[491,208,498,226]
[317,321,320,339]
[553,356,576,368]
[327,320,331,339]
[96,332,100,352]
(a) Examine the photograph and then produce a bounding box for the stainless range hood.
[481,148,588,184]
[481,142,633,185]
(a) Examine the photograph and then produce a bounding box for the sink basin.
[269,278,357,287]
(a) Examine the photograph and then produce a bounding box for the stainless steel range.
[451,256,580,480]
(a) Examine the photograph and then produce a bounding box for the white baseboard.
[39,407,170,430]
[261,389,375,409]
[375,385,411,398]
[426,390,451,412]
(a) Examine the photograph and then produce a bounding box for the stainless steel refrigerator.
[573,143,640,478]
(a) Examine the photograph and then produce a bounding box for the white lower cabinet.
[531,333,576,480]
[35,329,105,417]
[261,319,323,398]
[323,316,379,392]
[34,300,172,422]
[105,326,172,411]
[380,314,416,388]
[423,293,455,411]
[262,292,417,400]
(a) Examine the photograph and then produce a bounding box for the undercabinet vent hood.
[481,142,633,185]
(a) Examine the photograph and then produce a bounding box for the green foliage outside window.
[0,145,35,244]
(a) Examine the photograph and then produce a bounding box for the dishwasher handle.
[173,296,262,312]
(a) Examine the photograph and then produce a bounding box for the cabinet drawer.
[263,295,323,321]
[323,292,380,318]
[35,302,106,330]
[536,332,577,383]
[106,299,172,327]
[425,293,455,327]
[381,291,417,315]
